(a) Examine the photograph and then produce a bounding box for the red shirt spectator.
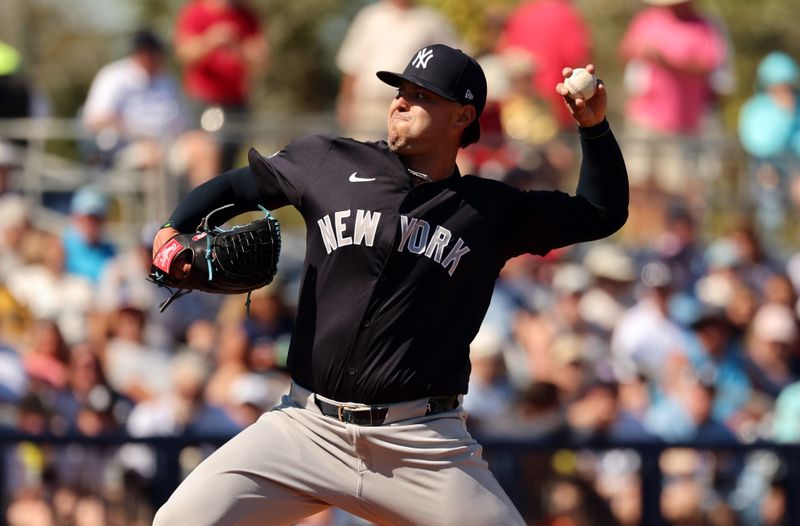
[498,0,591,129]
[175,0,265,106]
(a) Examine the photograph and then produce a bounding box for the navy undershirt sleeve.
[575,119,629,228]
[498,119,629,258]
[165,166,263,232]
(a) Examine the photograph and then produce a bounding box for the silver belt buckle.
[338,404,362,422]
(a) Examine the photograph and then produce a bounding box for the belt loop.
[337,405,345,422]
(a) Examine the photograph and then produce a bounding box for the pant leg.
[153,400,360,526]
[357,410,525,526]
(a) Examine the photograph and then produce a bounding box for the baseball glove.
[148,204,281,312]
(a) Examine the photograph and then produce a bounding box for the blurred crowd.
[1,0,800,525]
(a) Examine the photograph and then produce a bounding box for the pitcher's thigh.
[360,416,525,526]
[153,412,331,526]
[362,452,523,526]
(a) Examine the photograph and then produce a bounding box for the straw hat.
[753,304,797,344]
[582,244,636,282]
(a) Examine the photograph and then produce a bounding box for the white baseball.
[565,68,597,100]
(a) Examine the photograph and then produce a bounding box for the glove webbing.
[152,205,277,315]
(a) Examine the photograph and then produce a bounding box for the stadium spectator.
[82,29,219,189]
[94,222,184,350]
[743,303,800,399]
[723,282,761,342]
[651,205,705,294]
[242,330,291,415]
[610,260,686,385]
[61,185,116,285]
[550,262,612,378]
[0,340,27,405]
[335,0,459,140]
[593,451,643,526]
[727,221,782,296]
[50,342,131,436]
[227,370,288,427]
[174,0,267,171]
[204,320,249,408]
[659,449,738,525]
[619,0,730,202]
[538,476,619,526]
[122,352,241,484]
[644,367,737,443]
[96,224,160,314]
[239,281,294,347]
[0,40,33,152]
[0,40,30,116]
[738,51,800,246]
[546,333,595,403]
[485,252,565,341]
[578,243,637,338]
[126,352,240,440]
[682,305,752,426]
[0,194,30,276]
[22,320,69,393]
[7,231,94,345]
[103,306,172,403]
[499,381,567,440]
[772,380,800,443]
[463,324,515,431]
[497,0,592,130]
[566,380,653,444]
[0,41,42,196]
[694,237,746,311]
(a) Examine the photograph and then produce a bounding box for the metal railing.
[0,114,339,245]
[0,115,751,244]
[480,437,800,526]
[0,430,795,526]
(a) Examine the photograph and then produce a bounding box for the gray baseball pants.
[152,382,524,526]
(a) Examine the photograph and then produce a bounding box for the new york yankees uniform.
[152,44,628,526]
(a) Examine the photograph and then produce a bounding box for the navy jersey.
[168,120,628,403]
[244,119,627,403]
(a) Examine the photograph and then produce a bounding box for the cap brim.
[376,70,459,102]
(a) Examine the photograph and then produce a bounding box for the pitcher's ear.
[455,105,477,129]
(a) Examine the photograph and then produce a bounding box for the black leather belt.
[314,395,459,426]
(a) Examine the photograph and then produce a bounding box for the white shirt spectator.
[611,297,687,382]
[335,0,460,139]
[83,57,185,140]
[7,264,94,345]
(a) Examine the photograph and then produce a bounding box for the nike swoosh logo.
[349,172,376,183]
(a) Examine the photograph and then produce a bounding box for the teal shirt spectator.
[773,381,800,442]
[738,51,800,160]
[63,185,116,284]
[63,226,116,284]
[737,51,800,241]
[739,94,800,159]
[644,391,737,443]
[683,331,752,424]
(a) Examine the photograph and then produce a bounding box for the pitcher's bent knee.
[152,497,197,526]
[151,502,172,526]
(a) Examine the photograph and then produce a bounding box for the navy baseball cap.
[377,44,487,146]
[132,29,164,54]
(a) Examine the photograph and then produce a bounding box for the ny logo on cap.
[412,48,434,69]
[465,89,474,100]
